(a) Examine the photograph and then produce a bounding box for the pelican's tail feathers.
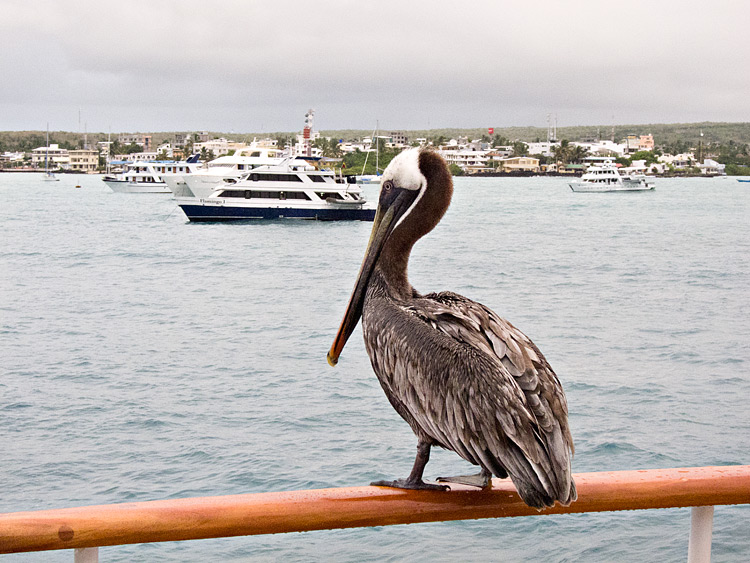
[487,442,577,509]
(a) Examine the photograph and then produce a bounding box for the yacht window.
[310,175,327,183]
[216,190,246,198]
[252,173,303,182]
[215,189,310,200]
[318,192,344,200]
[250,151,261,157]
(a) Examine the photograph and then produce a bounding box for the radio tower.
[303,109,315,157]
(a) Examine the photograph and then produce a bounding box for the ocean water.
[1,172,749,562]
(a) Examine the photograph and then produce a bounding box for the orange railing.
[1,466,749,561]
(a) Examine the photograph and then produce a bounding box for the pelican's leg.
[437,467,493,489]
[371,441,450,491]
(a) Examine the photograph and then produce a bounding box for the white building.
[437,147,492,172]
[628,159,667,175]
[527,141,558,157]
[573,140,628,157]
[698,158,726,175]
[32,144,69,168]
[193,138,250,157]
[0,151,25,164]
[156,143,174,158]
[658,153,694,169]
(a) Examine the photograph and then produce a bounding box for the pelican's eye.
[382,180,393,192]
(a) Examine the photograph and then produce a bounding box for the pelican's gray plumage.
[328,148,576,509]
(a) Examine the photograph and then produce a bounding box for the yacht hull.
[178,202,376,222]
[104,180,171,193]
[569,183,654,193]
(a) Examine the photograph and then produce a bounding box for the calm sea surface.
[1,172,749,561]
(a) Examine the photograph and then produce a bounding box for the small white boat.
[103,158,202,193]
[356,174,382,185]
[177,160,375,222]
[569,160,655,192]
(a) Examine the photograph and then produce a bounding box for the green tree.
[313,137,343,158]
[553,139,571,164]
[569,144,589,163]
[725,163,750,176]
[629,150,658,164]
[200,147,208,160]
[616,156,631,167]
[512,141,529,157]
[449,164,464,176]
[493,134,511,147]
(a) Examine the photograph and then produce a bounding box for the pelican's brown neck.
[378,150,453,300]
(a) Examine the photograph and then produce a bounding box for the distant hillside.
[2,122,750,151]
[314,122,750,146]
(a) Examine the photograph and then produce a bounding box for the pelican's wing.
[402,291,576,507]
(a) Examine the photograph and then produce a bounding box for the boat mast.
[361,124,377,176]
[375,119,379,175]
[45,123,49,176]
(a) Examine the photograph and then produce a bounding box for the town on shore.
[2,112,749,177]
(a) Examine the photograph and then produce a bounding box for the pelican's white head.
[379,148,428,230]
[381,147,427,192]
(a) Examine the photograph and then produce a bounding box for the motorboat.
[569,160,655,192]
[356,174,382,185]
[177,160,375,222]
[103,157,202,193]
[167,143,286,198]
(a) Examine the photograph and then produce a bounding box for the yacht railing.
[1,465,748,562]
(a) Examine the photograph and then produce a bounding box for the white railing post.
[687,505,714,563]
[74,547,98,563]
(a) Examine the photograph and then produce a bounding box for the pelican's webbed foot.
[437,468,492,489]
[371,441,450,491]
[371,478,449,491]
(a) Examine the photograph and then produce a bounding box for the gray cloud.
[1,0,748,133]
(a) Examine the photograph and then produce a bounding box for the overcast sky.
[2,0,748,134]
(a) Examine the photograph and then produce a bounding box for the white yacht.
[569,160,655,192]
[167,144,286,198]
[177,159,375,222]
[104,158,202,193]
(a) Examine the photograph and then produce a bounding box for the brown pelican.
[327,148,576,509]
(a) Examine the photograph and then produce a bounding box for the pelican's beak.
[327,187,417,366]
